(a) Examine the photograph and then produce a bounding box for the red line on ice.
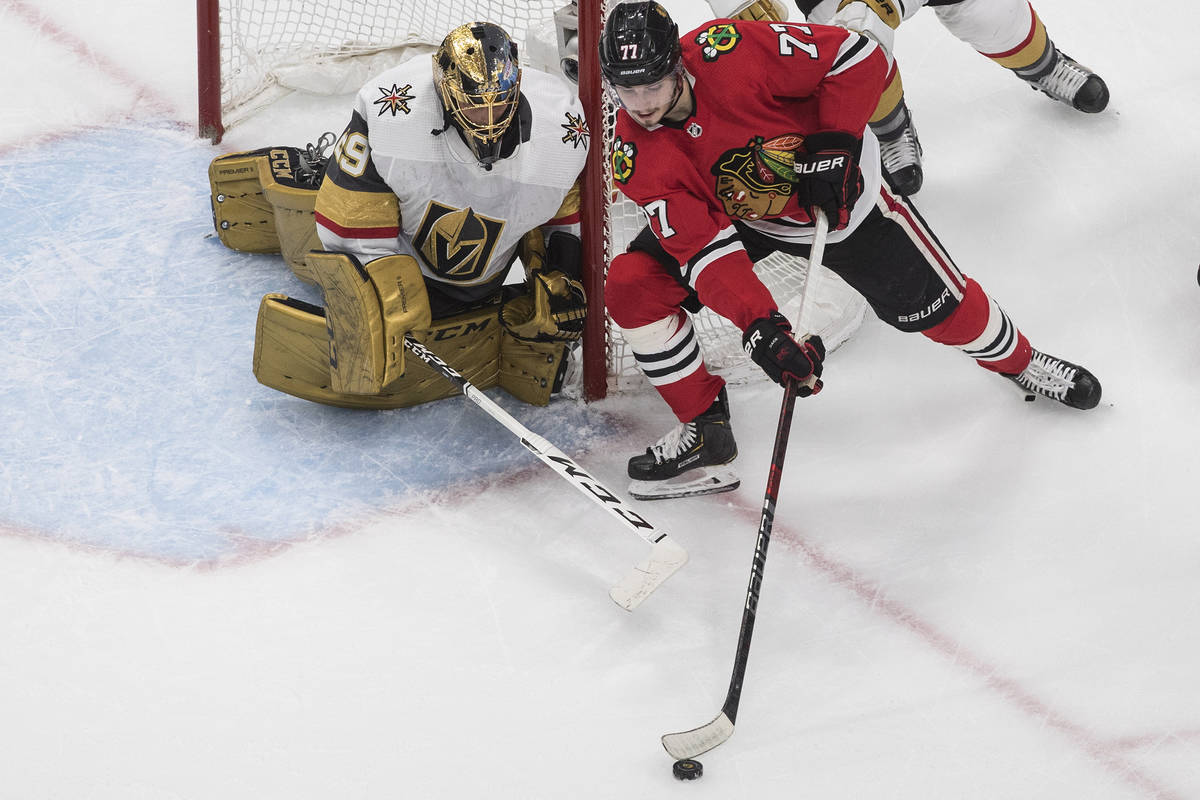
[759,510,1184,800]
[0,0,179,156]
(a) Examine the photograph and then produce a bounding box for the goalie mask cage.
[196,0,865,401]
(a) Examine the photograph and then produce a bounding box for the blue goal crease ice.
[0,125,612,564]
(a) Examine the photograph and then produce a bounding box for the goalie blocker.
[210,146,585,409]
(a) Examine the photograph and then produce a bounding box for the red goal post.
[196,0,222,142]
[576,0,609,400]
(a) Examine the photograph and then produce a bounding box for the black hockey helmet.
[599,1,681,88]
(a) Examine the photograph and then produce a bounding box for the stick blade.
[661,712,735,760]
[609,538,688,611]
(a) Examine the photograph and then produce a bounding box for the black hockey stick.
[403,334,687,611]
[660,209,828,758]
[660,376,800,758]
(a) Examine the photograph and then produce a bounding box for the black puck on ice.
[672,758,703,780]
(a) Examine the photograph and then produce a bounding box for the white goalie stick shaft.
[661,209,828,760]
[403,335,687,610]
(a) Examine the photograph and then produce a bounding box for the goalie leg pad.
[209,150,281,253]
[209,145,326,278]
[260,166,321,284]
[370,254,435,383]
[305,251,386,395]
[253,297,503,409]
[499,334,570,406]
[253,294,336,400]
[303,252,432,394]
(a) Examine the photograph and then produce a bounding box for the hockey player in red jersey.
[796,0,1110,196]
[598,1,1101,500]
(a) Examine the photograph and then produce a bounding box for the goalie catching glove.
[501,270,587,342]
[742,311,825,396]
[501,230,587,342]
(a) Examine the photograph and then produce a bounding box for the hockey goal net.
[196,0,865,400]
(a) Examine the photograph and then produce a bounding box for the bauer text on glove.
[795,131,863,231]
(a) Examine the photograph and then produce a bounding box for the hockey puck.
[672,758,703,780]
[1024,394,1035,402]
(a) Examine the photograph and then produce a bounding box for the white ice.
[2,1,1199,798]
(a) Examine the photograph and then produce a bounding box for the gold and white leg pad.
[208,146,323,284]
[208,148,283,254]
[252,277,569,409]
[500,337,570,406]
[254,294,498,410]
[260,164,323,284]
[302,252,431,395]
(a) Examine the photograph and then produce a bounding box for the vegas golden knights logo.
[413,202,506,283]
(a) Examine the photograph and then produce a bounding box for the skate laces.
[1033,54,1092,104]
[647,422,699,464]
[879,120,921,175]
[1014,351,1078,399]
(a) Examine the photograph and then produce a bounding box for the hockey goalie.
[208,21,590,410]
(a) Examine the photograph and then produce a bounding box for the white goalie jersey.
[314,59,589,306]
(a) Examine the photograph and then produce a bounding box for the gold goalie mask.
[433,22,523,166]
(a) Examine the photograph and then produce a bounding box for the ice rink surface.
[2,0,1199,797]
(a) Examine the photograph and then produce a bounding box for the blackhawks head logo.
[695,23,741,61]
[611,136,637,184]
[711,134,806,221]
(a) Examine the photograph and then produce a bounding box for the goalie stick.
[661,209,828,760]
[403,335,688,610]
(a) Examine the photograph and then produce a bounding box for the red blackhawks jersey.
[611,20,887,329]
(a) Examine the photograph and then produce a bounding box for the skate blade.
[628,468,740,501]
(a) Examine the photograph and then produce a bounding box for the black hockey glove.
[742,312,825,395]
[796,131,863,230]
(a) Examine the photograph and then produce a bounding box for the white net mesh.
[218,1,563,128]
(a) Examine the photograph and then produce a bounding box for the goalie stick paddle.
[661,209,828,760]
[403,335,688,611]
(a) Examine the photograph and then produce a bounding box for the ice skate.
[878,112,923,196]
[1005,349,1102,410]
[1027,50,1109,113]
[628,387,739,500]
